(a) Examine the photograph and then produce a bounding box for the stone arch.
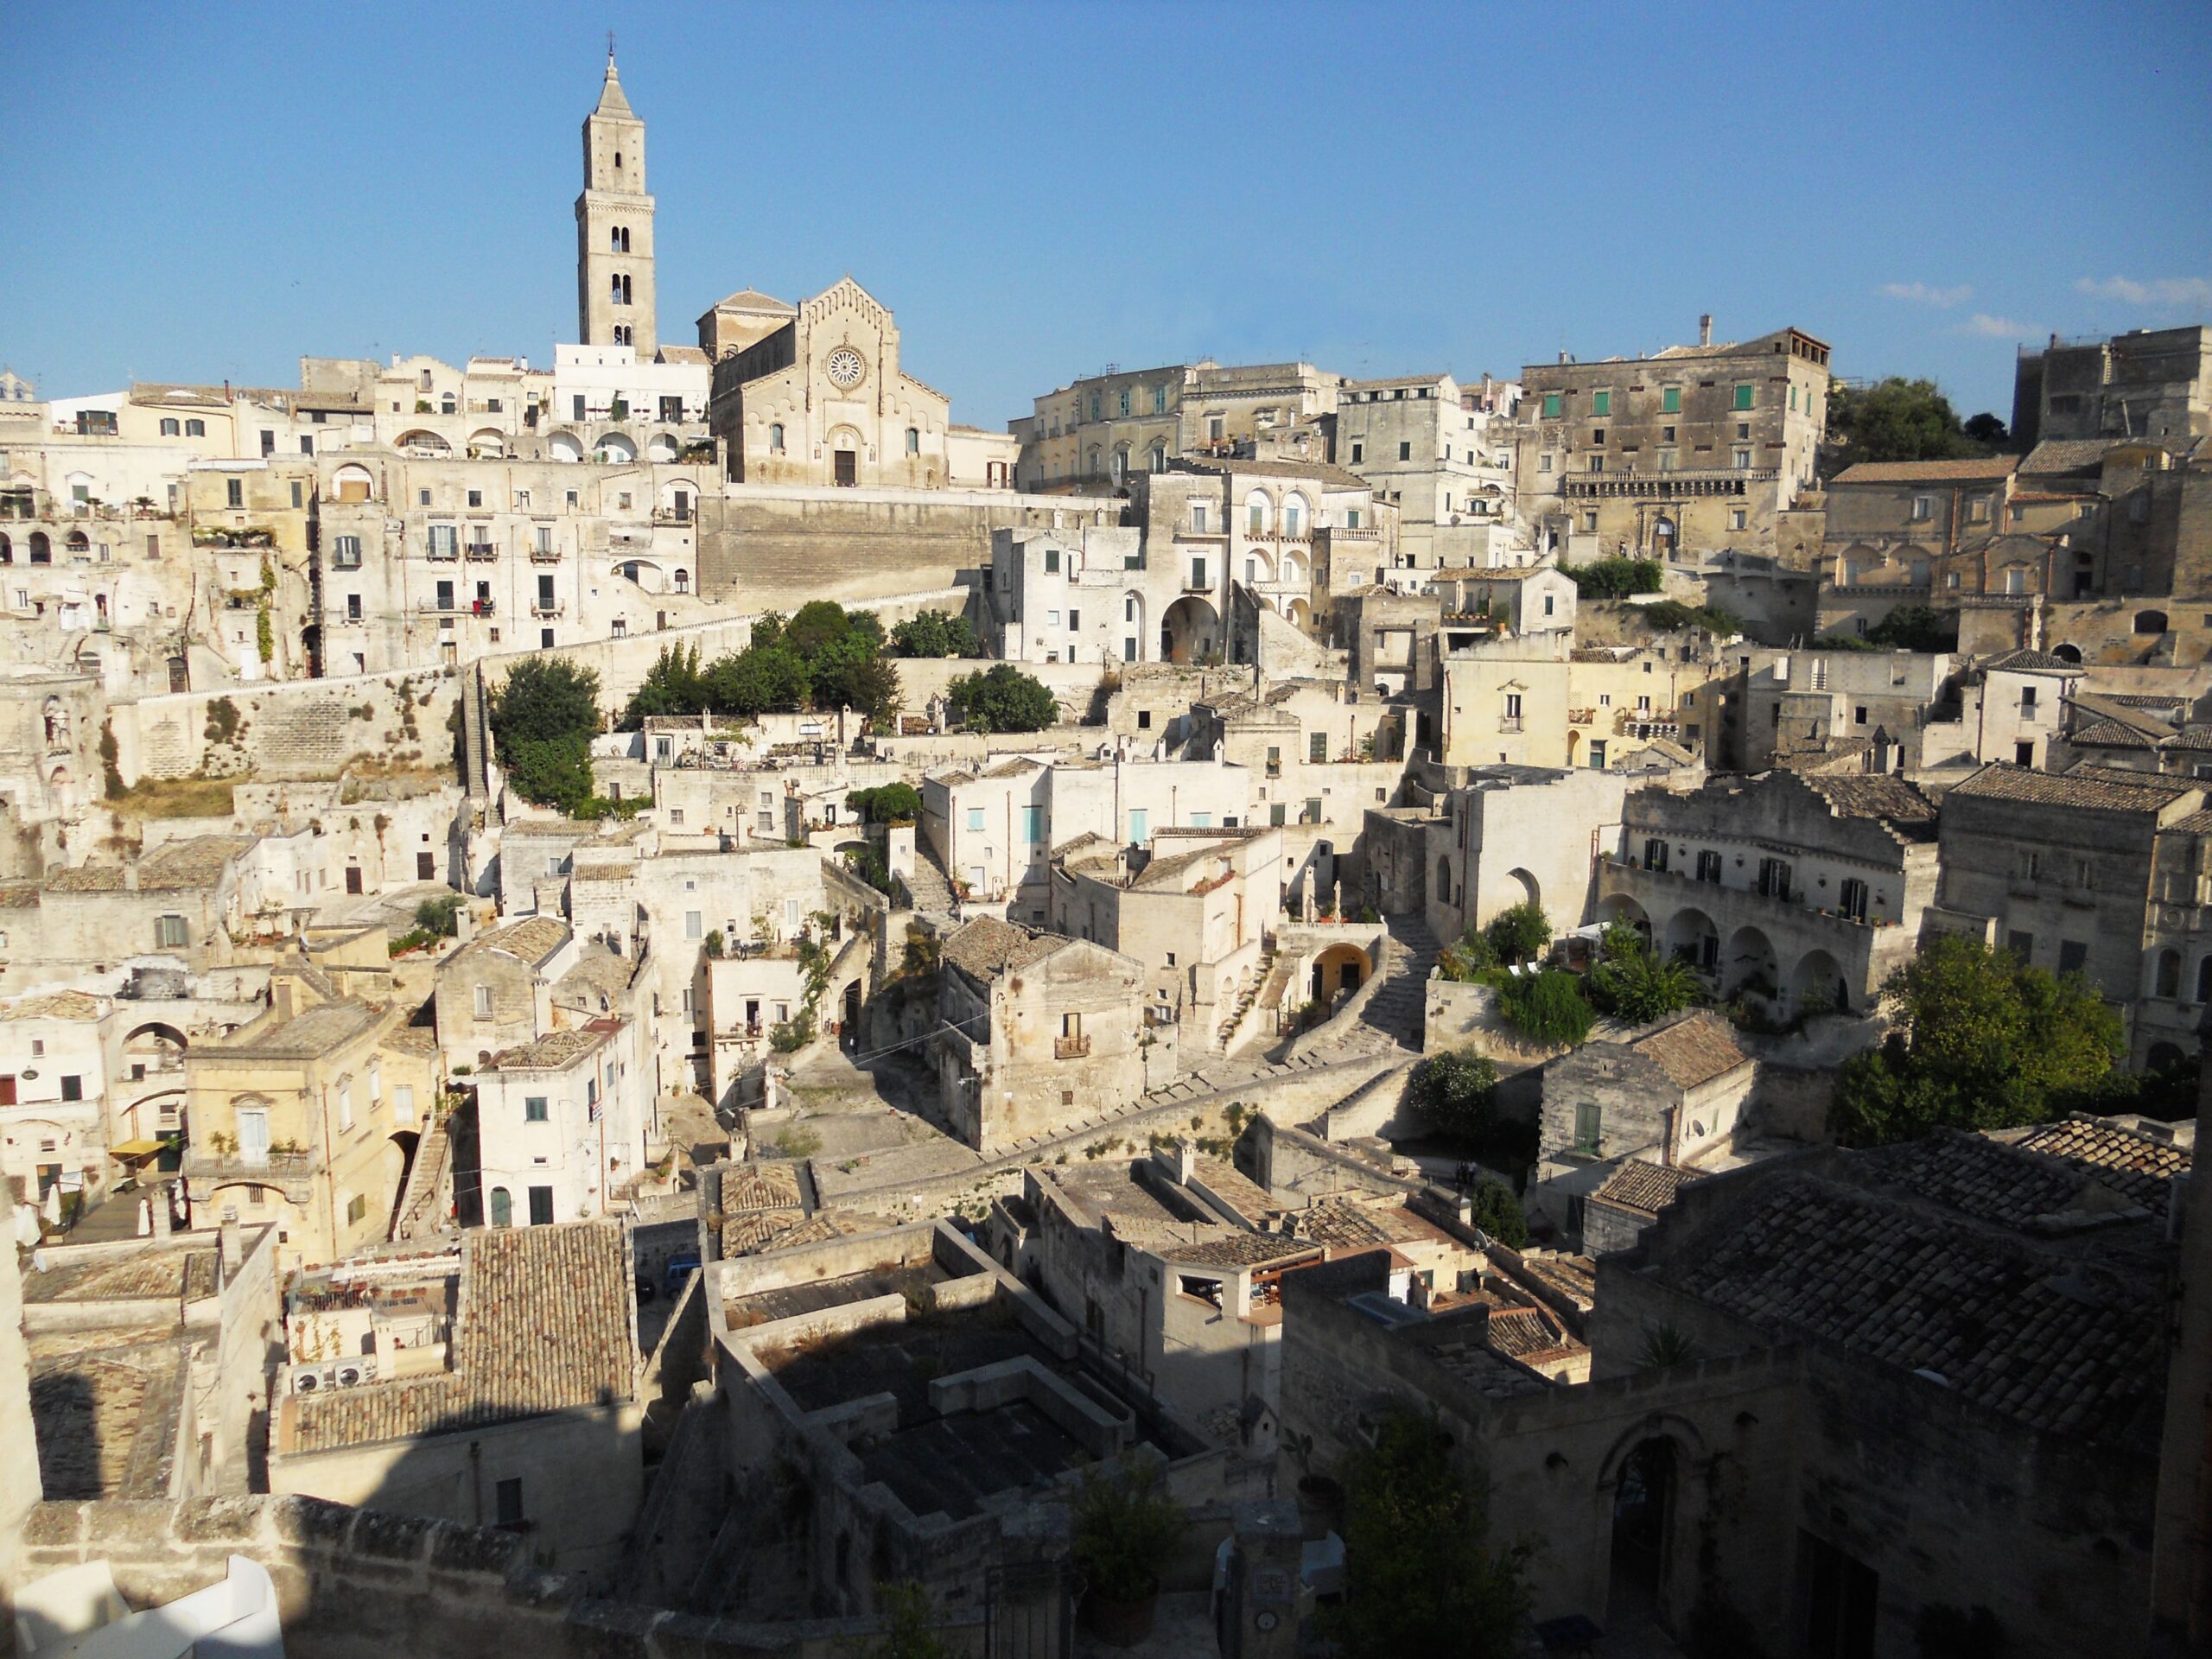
[1597,1418,1711,1637]
[1506,868,1541,912]
[548,429,585,463]
[1723,925,1778,996]
[1789,947,1848,1015]
[1662,906,1719,973]
[594,431,638,464]
[29,531,50,563]
[331,463,375,502]
[1243,488,1274,536]
[1282,492,1310,537]
[1280,550,1305,587]
[617,557,666,591]
[467,429,506,459]
[66,530,89,555]
[1286,597,1313,629]
[1160,594,1219,664]
[1243,546,1275,586]
[646,431,679,463]
[1599,893,1652,943]
[2051,641,2082,664]
[394,429,449,454]
[2136,608,2170,634]
[1311,941,1369,1001]
[2149,1040,2188,1073]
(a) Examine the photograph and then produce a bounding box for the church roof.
[709,289,797,315]
[592,61,633,118]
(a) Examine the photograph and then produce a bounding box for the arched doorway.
[1789,949,1848,1015]
[2051,642,2082,664]
[1435,856,1453,907]
[842,980,862,1046]
[1723,925,1778,997]
[1599,893,1652,945]
[1311,943,1369,1002]
[1662,907,1719,975]
[488,1186,513,1228]
[1652,517,1677,558]
[1506,868,1541,912]
[2148,1041,2187,1073]
[1160,595,1220,664]
[1610,1438,1682,1635]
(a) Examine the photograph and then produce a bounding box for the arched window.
[1282,493,1307,537]
[2157,949,2182,999]
[66,531,88,554]
[489,1187,512,1227]
[1245,490,1273,535]
[2136,609,2170,634]
[0,535,10,564]
[29,532,50,563]
[674,569,690,594]
[768,423,785,454]
[160,417,181,437]
[1148,443,1166,473]
[905,427,920,455]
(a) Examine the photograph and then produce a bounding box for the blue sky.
[5,1,2208,427]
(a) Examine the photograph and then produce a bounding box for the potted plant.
[1071,1461,1184,1646]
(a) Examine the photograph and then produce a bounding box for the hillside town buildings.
[7,43,2212,1659]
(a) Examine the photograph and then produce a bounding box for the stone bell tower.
[575,50,657,354]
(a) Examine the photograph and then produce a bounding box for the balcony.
[531,601,563,619]
[652,508,694,525]
[1499,716,1523,734]
[182,1145,316,1188]
[527,545,562,563]
[1054,1034,1092,1060]
[424,545,460,563]
[464,543,498,562]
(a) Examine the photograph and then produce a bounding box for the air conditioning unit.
[290,1365,336,1395]
[334,1363,370,1389]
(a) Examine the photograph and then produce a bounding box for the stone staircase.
[1356,912,1443,1052]
[1213,945,1280,1054]
[390,1111,453,1242]
[902,847,956,915]
[459,666,491,798]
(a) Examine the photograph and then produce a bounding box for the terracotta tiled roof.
[1670,1172,2166,1444]
[1948,762,2192,812]
[719,1160,803,1212]
[1591,1160,1706,1219]
[222,1001,381,1059]
[2010,1116,2190,1211]
[285,1222,635,1454]
[1630,1012,1748,1091]
[1855,1128,2153,1229]
[1482,1303,1580,1363]
[1830,457,2020,485]
[2070,717,2158,750]
[1,990,105,1022]
[939,916,1069,981]
[1800,772,1937,825]
[488,1026,607,1071]
[456,915,570,967]
[1160,1230,1320,1270]
[1984,648,2086,675]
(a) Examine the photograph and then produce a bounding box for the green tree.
[1637,599,1741,637]
[1484,901,1552,967]
[947,664,1059,733]
[1961,412,2012,450]
[489,658,602,814]
[620,643,709,728]
[889,610,977,658]
[1590,930,1698,1024]
[1496,969,1594,1048]
[414,894,461,937]
[1831,935,2123,1146]
[1465,1178,1528,1248]
[1826,377,1983,467]
[847,782,922,823]
[1070,1462,1184,1604]
[1866,605,1960,652]
[1567,557,1664,598]
[705,642,810,717]
[1410,1050,1500,1141]
[1322,1411,1530,1659]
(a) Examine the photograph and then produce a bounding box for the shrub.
[413,894,461,937]
[1567,556,1662,598]
[847,782,922,823]
[1071,1462,1184,1604]
[1436,927,1500,983]
[946,664,1058,734]
[1484,901,1552,967]
[1497,969,1594,1048]
[888,610,978,658]
[1589,933,1698,1023]
[1410,1050,1499,1141]
[1465,1178,1528,1248]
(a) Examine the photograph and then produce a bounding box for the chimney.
[1699,315,1713,347]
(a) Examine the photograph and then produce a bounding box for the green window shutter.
[1734,384,1754,410]
[1662,386,1681,413]
[1593,391,1611,416]
[1541,393,1561,419]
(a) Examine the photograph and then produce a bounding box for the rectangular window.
[1643,837,1669,873]
[1541,392,1561,419]
[346,1193,367,1224]
[528,1186,554,1226]
[2006,929,2034,959]
[524,1096,548,1122]
[1573,1101,1602,1156]
[1303,797,1322,824]
[1020,804,1044,844]
[684,910,702,939]
[1729,509,1747,531]
[473,983,493,1019]
[60,1075,82,1102]
[1592,390,1611,416]
[1732,448,1752,469]
[1045,546,1059,574]
[226,478,245,508]
[156,913,188,949]
[338,1084,353,1132]
[1398,442,1412,461]
[1190,557,1207,588]
[1128,808,1149,844]
[1732,384,1754,410]
[966,807,986,832]
[1350,442,1363,464]
[2058,940,2088,976]
[1695,850,1722,883]
[1191,504,1207,532]
[495,1479,524,1528]
[1662,386,1681,413]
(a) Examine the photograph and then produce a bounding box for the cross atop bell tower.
[575,51,657,354]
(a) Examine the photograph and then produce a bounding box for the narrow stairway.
[391,1111,453,1242]
[1356,912,1443,1051]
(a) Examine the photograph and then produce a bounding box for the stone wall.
[109,667,461,786]
[10,1497,982,1659]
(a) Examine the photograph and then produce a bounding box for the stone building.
[2012,323,2212,450]
[1597,770,1940,1013]
[1047,825,1283,1049]
[1,835,259,995]
[432,914,576,1074]
[269,1220,644,1580]
[1279,1113,2196,1657]
[474,1017,644,1228]
[0,990,111,1215]
[1699,645,1956,773]
[931,916,1150,1152]
[1515,321,1831,562]
[1334,373,1520,569]
[180,944,442,1266]
[575,57,657,353]
[1931,762,2212,1067]
[1017,359,1344,492]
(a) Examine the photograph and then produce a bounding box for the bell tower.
[575,49,657,355]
